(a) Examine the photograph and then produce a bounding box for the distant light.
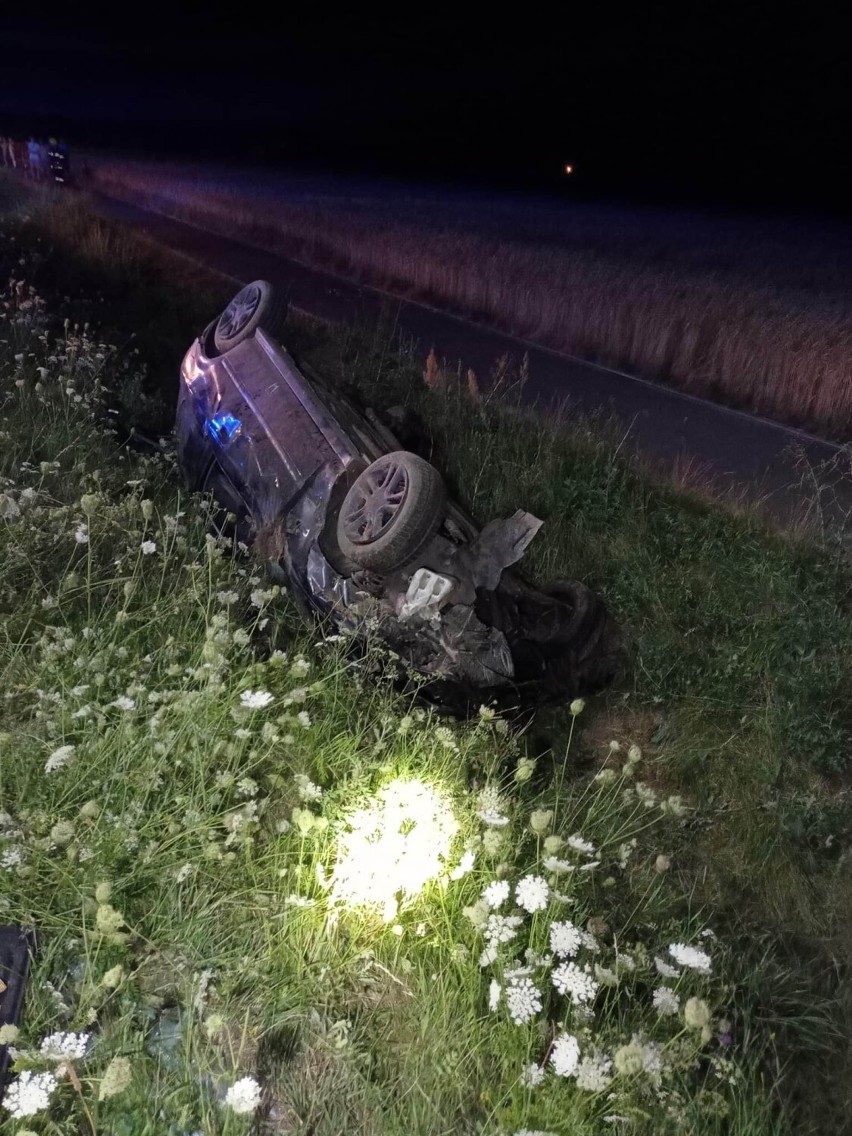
[564,164,574,175]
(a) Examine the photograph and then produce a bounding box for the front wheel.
[336,451,446,573]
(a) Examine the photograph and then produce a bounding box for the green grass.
[1,179,850,1133]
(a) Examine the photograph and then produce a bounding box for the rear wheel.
[336,451,445,573]
[213,280,286,353]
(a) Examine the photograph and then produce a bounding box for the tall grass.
[2,187,851,1132]
[83,155,852,440]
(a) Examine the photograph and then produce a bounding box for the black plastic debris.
[0,926,34,1095]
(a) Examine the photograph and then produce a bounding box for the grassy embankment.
[84,155,852,441]
[0,178,850,1134]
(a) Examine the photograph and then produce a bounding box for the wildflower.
[296,710,311,728]
[98,1055,132,1100]
[240,689,274,710]
[575,1050,614,1092]
[515,874,549,913]
[224,1075,263,1115]
[475,785,510,827]
[217,590,239,605]
[74,523,89,544]
[668,942,712,973]
[684,997,712,1030]
[482,828,505,856]
[550,1032,580,1077]
[450,848,475,879]
[50,820,75,846]
[506,976,542,1025]
[488,979,502,1011]
[111,696,135,711]
[662,794,688,817]
[485,913,524,944]
[520,1062,545,1087]
[549,919,582,957]
[463,900,490,931]
[482,879,510,909]
[552,961,599,1004]
[141,540,156,555]
[95,903,126,937]
[627,744,642,764]
[594,964,619,987]
[101,965,124,989]
[654,955,681,978]
[613,1040,645,1077]
[290,655,310,678]
[2,1070,57,1118]
[479,943,499,967]
[655,854,671,872]
[294,774,323,802]
[566,834,596,855]
[543,855,574,874]
[529,809,553,835]
[570,698,585,715]
[45,744,75,773]
[0,1024,19,1044]
[653,986,680,1017]
[40,1031,90,1061]
[514,757,536,783]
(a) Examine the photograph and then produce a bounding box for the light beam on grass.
[328,778,459,922]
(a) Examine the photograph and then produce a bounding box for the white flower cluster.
[668,941,712,973]
[40,1030,90,1060]
[2,1069,58,1118]
[551,960,599,1004]
[224,1075,262,1115]
[506,976,542,1025]
[240,689,274,710]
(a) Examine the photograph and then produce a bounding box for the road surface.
[92,192,852,529]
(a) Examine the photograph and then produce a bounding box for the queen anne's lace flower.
[574,1050,613,1092]
[485,913,524,944]
[520,1062,545,1087]
[240,689,274,710]
[40,1031,90,1061]
[488,979,501,1011]
[45,744,75,773]
[550,1031,580,1077]
[515,874,549,913]
[668,942,712,973]
[549,919,581,957]
[566,834,596,855]
[552,961,599,1004]
[506,977,542,1025]
[482,879,510,908]
[2,1070,57,1118]
[141,540,156,555]
[652,986,680,1017]
[654,955,681,978]
[224,1075,262,1115]
[476,786,510,827]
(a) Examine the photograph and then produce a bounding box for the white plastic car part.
[398,568,455,622]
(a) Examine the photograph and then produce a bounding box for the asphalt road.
[92,192,852,529]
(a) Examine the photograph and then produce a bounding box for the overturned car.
[176,281,620,711]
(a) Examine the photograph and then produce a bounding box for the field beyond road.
[84,155,852,442]
[1,176,851,1135]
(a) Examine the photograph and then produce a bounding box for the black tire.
[336,451,446,573]
[213,280,286,353]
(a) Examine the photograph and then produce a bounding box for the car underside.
[176,281,622,713]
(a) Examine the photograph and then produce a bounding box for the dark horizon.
[2,8,850,215]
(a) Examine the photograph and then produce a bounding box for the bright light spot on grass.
[329,778,459,922]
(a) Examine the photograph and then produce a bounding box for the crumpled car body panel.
[176,324,620,710]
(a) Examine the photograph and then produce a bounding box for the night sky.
[1,7,849,210]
